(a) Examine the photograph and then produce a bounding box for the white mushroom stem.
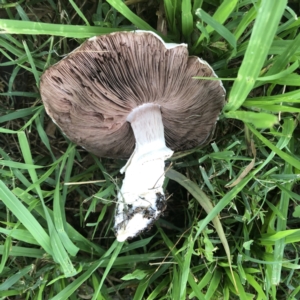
[114,103,173,242]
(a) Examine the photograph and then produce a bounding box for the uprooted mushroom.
[40,30,225,242]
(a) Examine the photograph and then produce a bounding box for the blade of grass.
[52,145,79,256]
[260,33,300,79]
[0,236,11,274]
[165,169,238,292]
[189,268,214,298]
[192,0,238,51]
[163,0,177,35]
[243,104,300,113]
[69,0,90,26]
[106,0,157,32]
[172,266,180,300]
[247,122,300,170]
[0,160,43,169]
[245,273,267,299]
[233,1,260,40]
[224,111,278,128]
[195,8,237,51]
[179,235,194,299]
[0,245,44,258]
[0,19,127,37]
[147,277,170,300]
[133,275,152,300]
[54,179,79,256]
[0,106,41,124]
[13,187,105,255]
[23,40,40,86]
[17,132,77,276]
[256,60,299,81]
[0,228,39,245]
[224,269,248,299]
[243,89,300,105]
[225,0,288,111]
[157,228,206,300]
[50,241,123,300]
[0,265,33,291]
[181,0,193,41]
[92,241,124,299]
[260,229,300,245]
[0,181,52,254]
[205,270,221,299]
[35,112,56,160]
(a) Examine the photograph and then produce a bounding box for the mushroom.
[40,31,225,242]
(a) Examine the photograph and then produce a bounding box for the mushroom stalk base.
[114,103,173,242]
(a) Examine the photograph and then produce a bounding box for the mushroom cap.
[40,31,225,159]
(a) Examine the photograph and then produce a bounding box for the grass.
[0,0,300,299]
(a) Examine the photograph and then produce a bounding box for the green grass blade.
[0,106,41,124]
[0,160,43,169]
[245,273,267,299]
[268,73,300,86]
[69,0,90,26]
[92,243,124,298]
[13,187,105,255]
[247,105,300,114]
[0,148,31,188]
[192,0,238,51]
[233,2,259,40]
[272,146,294,284]
[205,270,221,299]
[35,113,55,160]
[224,111,278,128]
[225,269,248,299]
[247,123,300,169]
[106,0,157,32]
[0,228,39,245]
[0,265,33,291]
[181,0,193,40]
[17,132,77,276]
[260,229,300,245]
[0,236,11,274]
[53,147,79,257]
[263,33,300,77]
[190,270,213,297]
[157,228,206,300]
[23,40,40,86]
[179,235,194,299]
[0,19,126,37]
[0,36,24,58]
[164,0,177,35]
[147,277,170,300]
[243,89,300,105]
[195,8,237,51]
[50,241,122,300]
[0,181,52,255]
[256,60,299,81]
[166,169,238,292]
[54,186,79,257]
[172,266,180,300]
[225,0,288,111]
[0,245,44,258]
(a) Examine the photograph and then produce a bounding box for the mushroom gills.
[114,103,173,241]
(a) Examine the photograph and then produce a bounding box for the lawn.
[0,0,300,299]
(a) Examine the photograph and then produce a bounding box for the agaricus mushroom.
[40,31,225,242]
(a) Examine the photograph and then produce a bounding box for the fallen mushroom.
[40,31,225,242]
